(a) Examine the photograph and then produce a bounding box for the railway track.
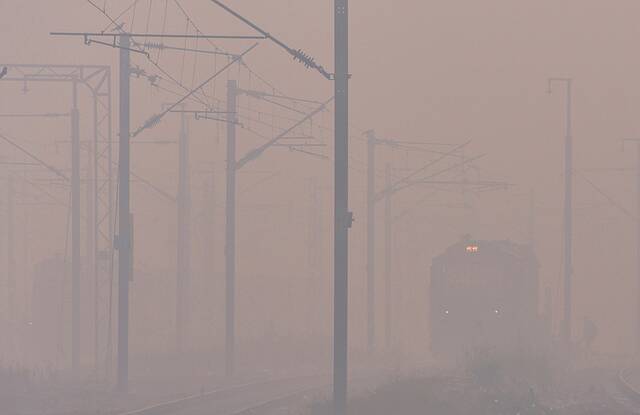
[118,374,327,415]
[611,368,640,413]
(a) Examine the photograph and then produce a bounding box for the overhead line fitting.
[131,42,258,138]
[291,49,332,79]
[209,0,333,80]
[141,40,239,58]
[235,96,333,169]
[82,34,149,57]
[130,65,159,86]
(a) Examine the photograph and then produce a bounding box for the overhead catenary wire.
[55,31,266,40]
[208,0,332,80]
[74,2,249,110]
[388,154,487,197]
[142,41,238,57]
[236,96,333,170]
[0,132,69,181]
[85,0,122,32]
[171,0,287,99]
[0,112,70,118]
[575,169,636,221]
[131,42,259,137]
[86,0,321,118]
[376,140,473,200]
[113,0,323,120]
[79,1,336,170]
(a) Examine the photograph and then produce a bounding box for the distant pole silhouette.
[622,139,640,355]
[71,77,81,372]
[176,108,191,353]
[117,33,131,393]
[548,77,573,347]
[225,79,238,378]
[7,175,15,324]
[366,131,376,353]
[637,143,640,355]
[384,163,392,351]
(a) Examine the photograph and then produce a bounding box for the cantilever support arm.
[236,96,333,170]
[0,132,69,181]
[131,43,259,137]
[374,152,485,203]
[374,140,472,201]
[209,0,332,80]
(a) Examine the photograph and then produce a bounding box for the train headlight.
[465,245,479,253]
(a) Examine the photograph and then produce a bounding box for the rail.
[118,374,324,415]
[616,368,640,404]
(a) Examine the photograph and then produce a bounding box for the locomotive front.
[429,239,539,359]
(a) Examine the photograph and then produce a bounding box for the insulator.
[293,49,317,70]
[144,41,165,50]
[130,66,144,77]
[144,114,162,130]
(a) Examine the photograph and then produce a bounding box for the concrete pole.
[21,173,28,325]
[176,109,191,353]
[225,80,238,378]
[636,143,640,354]
[208,169,215,272]
[91,87,100,375]
[7,175,14,324]
[366,132,375,353]
[333,0,350,413]
[384,164,392,351]
[105,70,115,381]
[200,168,216,360]
[71,77,81,372]
[549,77,573,347]
[562,80,573,347]
[117,33,131,393]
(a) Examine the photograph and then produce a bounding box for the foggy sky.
[1,0,640,368]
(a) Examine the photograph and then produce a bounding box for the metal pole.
[176,108,191,353]
[333,0,350,413]
[366,132,375,353]
[7,175,14,324]
[71,77,81,372]
[117,33,131,393]
[563,80,573,347]
[21,172,28,329]
[92,87,100,375]
[549,77,573,347]
[204,166,216,344]
[636,142,640,354]
[106,69,115,381]
[225,79,238,378]
[384,164,392,351]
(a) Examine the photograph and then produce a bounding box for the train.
[430,238,542,359]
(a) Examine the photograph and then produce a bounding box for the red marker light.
[465,245,479,253]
